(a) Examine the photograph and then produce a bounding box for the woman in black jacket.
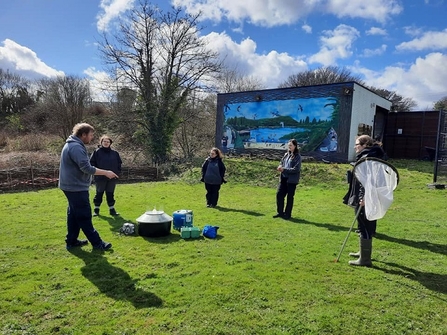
[201,147,226,208]
[90,135,122,216]
[344,135,386,267]
[273,139,302,220]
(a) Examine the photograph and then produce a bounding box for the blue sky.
[0,0,446,109]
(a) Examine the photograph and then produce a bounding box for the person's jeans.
[276,178,297,217]
[356,205,376,239]
[93,179,117,207]
[63,190,102,245]
[205,183,221,206]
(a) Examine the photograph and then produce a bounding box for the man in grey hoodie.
[59,123,118,251]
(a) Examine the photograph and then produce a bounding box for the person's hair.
[288,139,300,155]
[357,134,374,147]
[210,147,223,159]
[100,135,113,145]
[72,123,94,137]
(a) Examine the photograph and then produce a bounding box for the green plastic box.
[190,227,201,238]
[180,227,191,239]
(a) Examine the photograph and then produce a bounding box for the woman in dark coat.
[201,147,226,208]
[90,135,122,216]
[343,134,386,267]
[273,139,302,220]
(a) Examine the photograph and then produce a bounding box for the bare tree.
[0,69,34,131]
[172,93,216,161]
[98,1,221,164]
[278,66,365,88]
[368,87,417,112]
[33,76,91,140]
[434,96,447,111]
[215,66,265,93]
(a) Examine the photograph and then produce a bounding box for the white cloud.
[203,31,307,88]
[366,27,387,36]
[308,24,360,66]
[356,53,447,110]
[84,67,116,102]
[0,39,64,79]
[362,44,387,57]
[173,0,402,27]
[97,0,135,32]
[396,29,447,51]
[403,26,425,37]
[302,24,312,34]
[325,0,402,24]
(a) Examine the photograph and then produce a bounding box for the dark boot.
[349,238,372,267]
[109,208,119,216]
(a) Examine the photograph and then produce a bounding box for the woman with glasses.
[343,134,386,266]
[201,147,226,208]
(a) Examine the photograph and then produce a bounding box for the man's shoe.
[66,239,88,250]
[282,215,291,220]
[93,208,100,216]
[273,213,283,218]
[93,241,112,251]
[109,208,119,216]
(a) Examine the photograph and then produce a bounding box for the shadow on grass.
[287,217,348,232]
[374,260,447,296]
[141,233,224,244]
[95,214,127,232]
[68,248,163,308]
[213,206,264,217]
[375,232,447,256]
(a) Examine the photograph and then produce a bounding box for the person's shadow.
[68,248,162,308]
[374,261,447,296]
[287,217,348,232]
[213,206,264,217]
[375,232,447,256]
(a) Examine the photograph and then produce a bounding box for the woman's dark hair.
[289,139,300,155]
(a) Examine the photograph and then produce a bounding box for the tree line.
[1,0,442,165]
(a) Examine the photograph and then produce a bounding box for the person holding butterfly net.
[342,135,396,267]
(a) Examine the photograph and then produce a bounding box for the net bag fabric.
[353,158,399,221]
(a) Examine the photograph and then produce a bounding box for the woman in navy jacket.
[90,135,122,216]
[273,139,302,220]
[201,147,226,207]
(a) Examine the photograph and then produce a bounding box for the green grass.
[1,159,447,334]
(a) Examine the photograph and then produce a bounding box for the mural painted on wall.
[222,96,340,154]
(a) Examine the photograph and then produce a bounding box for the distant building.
[216,81,391,162]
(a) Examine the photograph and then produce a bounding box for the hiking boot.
[93,241,112,251]
[109,208,119,216]
[93,208,100,216]
[66,239,88,250]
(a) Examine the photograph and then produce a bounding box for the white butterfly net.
[353,158,399,221]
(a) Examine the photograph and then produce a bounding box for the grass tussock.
[1,158,447,334]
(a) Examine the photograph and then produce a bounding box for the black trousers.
[276,178,297,217]
[93,179,117,207]
[205,183,221,206]
[355,205,376,239]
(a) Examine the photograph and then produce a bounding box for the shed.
[215,82,392,162]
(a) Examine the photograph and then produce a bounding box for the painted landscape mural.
[221,96,340,154]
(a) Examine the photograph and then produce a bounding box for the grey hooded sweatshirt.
[59,135,97,192]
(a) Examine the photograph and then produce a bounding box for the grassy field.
[1,158,447,335]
